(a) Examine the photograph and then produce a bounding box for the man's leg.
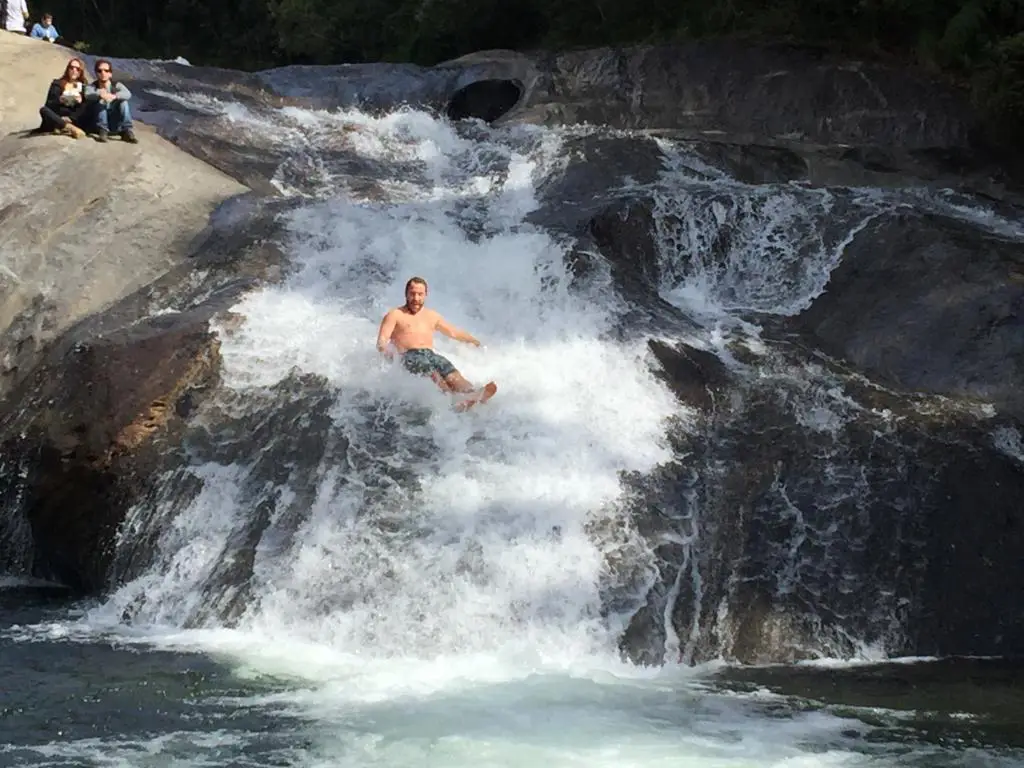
[428,351,475,393]
[430,371,453,392]
[427,369,475,393]
[93,101,110,140]
[441,370,475,393]
[109,101,137,143]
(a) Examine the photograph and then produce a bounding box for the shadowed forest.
[42,0,1024,141]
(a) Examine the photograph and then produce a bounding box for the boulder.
[0,309,221,591]
[0,33,247,401]
[0,33,257,588]
[795,210,1024,419]
[620,358,1024,664]
[461,43,976,150]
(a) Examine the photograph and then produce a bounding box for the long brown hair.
[58,58,89,90]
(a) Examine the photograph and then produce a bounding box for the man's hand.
[101,91,117,103]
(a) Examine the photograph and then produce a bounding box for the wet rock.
[125,40,992,165]
[0,308,221,591]
[795,210,1024,419]
[530,133,667,232]
[578,196,706,338]
[587,198,661,300]
[683,140,811,186]
[0,189,291,591]
[502,42,974,149]
[619,346,1024,665]
[446,78,523,122]
[907,437,1024,656]
[150,372,343,627]
[647,340,733,412]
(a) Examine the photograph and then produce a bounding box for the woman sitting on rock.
[39,58,90,139]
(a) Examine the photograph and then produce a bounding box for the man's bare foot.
[453,381,497,413]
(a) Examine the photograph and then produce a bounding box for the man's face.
[95,62,112,84]
[42,15,52,26]
[405,284,427,313]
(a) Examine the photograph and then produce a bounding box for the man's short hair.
[405,276,428,292]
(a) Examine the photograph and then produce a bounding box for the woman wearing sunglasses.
[38,57,90,138]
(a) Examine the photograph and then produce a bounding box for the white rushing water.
[7,97,987,767]
[92,107,680,661]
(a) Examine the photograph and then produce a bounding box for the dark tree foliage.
[32,0,1024,138]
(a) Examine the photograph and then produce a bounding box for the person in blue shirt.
[30,12,62,43]
[84,58,137,143]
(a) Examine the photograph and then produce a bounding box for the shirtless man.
[376,276,491,396]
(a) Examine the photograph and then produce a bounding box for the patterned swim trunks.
[401,348,457,379]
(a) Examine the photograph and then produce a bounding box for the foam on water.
[0,574,62,589]
[650,140,888,320]
[80,104,680,676]
[992,425,1024,464]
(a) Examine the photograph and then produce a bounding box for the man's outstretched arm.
[436,316,480,346]
[377,312,398,356]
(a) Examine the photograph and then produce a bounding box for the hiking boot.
[120,129,138,144]
[61,123,85,139]
[94,128,108,143]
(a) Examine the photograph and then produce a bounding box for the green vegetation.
[34,0,1024,137]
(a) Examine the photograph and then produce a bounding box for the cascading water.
[620,139,1024,666]
[87,109,681,671]
[650,141,887,318]
[3,77,1023,767]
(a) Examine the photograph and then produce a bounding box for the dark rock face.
[109,372,349,626]
[908,435,1024,656]
[646,340,734,413]
[618,348,1024,664]
[0,188,289,592]
[121,40,1007,184]
[479,43,974,149]
[0,311,220,591]
[587,200,661,302]
[795,211,1024,418]
[582,178,1024,663]
[582,186,1024,420]
[446,78,523,122]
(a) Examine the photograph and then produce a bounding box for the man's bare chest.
[393,314,434,335]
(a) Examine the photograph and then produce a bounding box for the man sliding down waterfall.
[376,276,498,411]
